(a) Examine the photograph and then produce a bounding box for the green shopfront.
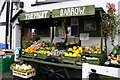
[19,5,106,80]
[52,5,104,44]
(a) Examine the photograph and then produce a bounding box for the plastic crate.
[12,69,36,78]
[0,58,14,72]
[0,44,8,49]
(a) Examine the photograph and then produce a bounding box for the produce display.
[11,63,36,79]
[105,45,120,66]
[64,44,101,57]
[11,63,34,72]
[21,37,120,68]
[22,40,46,53]
[24,41,56,55]
[22,39,103,64]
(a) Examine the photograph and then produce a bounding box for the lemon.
[64,52,69,56]
[69,52,73,57]
[72,50,76,53]
[68,48,73,51]
[78,47,82,50]
[72,53,77,57]
[77,54,81,57]
[73,46,77,50]
[75,50,79,54]
[79,50,83,54]
[69,41,75,45]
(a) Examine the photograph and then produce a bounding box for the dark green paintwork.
[20,57,82,69]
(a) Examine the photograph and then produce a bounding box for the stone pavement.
[0,71,42,80]
[0,71,13,80]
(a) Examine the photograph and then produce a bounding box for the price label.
[80,33,89,40]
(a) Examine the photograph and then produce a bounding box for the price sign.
[80,33,89,40]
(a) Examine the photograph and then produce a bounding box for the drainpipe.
[6,1,10,49]
[10,2,13,49]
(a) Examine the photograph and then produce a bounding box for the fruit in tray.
[66,41,77,48]
[36,45,56,54]
[40,48,64,56]
[68,41,76,45]
[83,44,101,54]
[107,54,120,64]
[22,40,56,53]
[11,63,34,72]
[64,46,83,57]
[36,49,51,55]
[29,40,46,49]
[50,49,65,56]
[106,45,120,64]
[22,47,37,53]
[64,44,102,57]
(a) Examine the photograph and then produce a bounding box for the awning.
[19,10,51,21]
[19,5,103,21]
[52,5,95,18]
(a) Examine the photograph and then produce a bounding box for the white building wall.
[0,0,6,44]
[0,26,6,43]
[118,1,120,45]
[0,0,7,22]
[12,20,21,49]
[21,0,119,13]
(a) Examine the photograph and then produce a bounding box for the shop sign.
[19,10,51,21]
[52,5,95,18]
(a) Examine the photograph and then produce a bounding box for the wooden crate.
[12,69,36,79]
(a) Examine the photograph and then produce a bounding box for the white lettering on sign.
[25,11,49,20]
[60,7,85,17]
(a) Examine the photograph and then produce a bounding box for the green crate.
[0,58,14,72]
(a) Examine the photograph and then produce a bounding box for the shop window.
[34,27,50,37]
[55,26,64,37]
[71,17,79,36]
[80,17,101,37]
[84,20,96,31]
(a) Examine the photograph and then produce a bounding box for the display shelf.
[22,52,101,65]
[83,53,103,57]
[20,57,82,69]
